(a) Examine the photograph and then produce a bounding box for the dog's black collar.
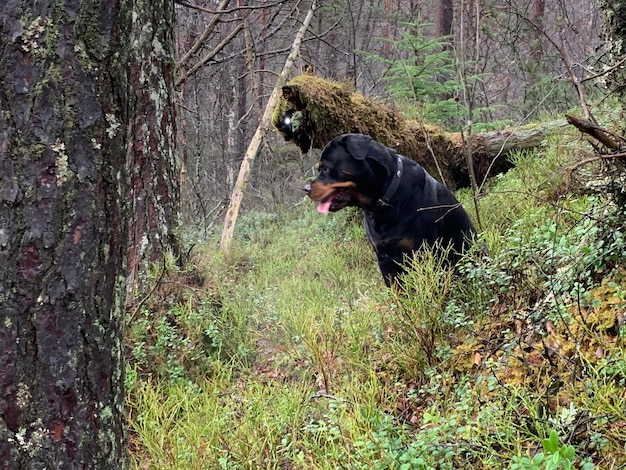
[375,156,403,209]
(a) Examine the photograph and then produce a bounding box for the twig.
[177,23,244,87]
[568,152,626,173]
[580,55,626,83]
[176,0,231,69]
[175,0,286,15]
[127,256,168,324]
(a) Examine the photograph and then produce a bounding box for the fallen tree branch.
[565,114,624,150]
[569,151,626,172]
[271,75,570,189]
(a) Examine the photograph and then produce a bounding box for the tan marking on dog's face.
[307,181,356,202]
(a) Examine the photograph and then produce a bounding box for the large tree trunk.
[0,0,178,467]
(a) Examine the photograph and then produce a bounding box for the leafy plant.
[510,430,595,470]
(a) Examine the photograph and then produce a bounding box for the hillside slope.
[126,136,625,469]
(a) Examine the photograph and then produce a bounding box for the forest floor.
[125,133,626,469]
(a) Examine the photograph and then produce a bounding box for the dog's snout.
[304,183,311,193]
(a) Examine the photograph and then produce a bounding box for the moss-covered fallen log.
[271,74,568,188]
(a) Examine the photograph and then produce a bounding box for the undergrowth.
[125,136,626,469]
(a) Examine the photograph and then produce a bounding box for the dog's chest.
[363,210,409,247]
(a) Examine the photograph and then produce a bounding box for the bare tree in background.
[220,1,318,252]
[175,1,302,228]
[436,0,454,38]
[530,0,546,59]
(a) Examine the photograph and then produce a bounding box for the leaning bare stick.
[220,1,318,253]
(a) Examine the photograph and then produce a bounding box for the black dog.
[305,133,477,287]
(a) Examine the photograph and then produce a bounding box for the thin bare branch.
[175,0,287,15]
[177,0,231,69]
[520,12,595,122]
[177,22,244,87]
[580,55,626,83]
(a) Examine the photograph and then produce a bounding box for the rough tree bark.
[126,0,180,297]
[598,0,626,114]
[0,0,178,467]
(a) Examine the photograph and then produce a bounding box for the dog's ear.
[340,134,397,181]
[341,134,373,160]
[354,137,396,178]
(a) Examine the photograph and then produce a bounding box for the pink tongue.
[317,199,332,215]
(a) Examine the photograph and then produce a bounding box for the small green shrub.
[457,197,626,322]
[388,248,454,373]
[360,22,460,126]
[510,430,595,470]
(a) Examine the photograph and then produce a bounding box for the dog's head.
[305,134,394,214]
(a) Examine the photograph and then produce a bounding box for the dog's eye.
[319,165,329,174]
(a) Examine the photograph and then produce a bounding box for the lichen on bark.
[598,0,626,111]
[0,0,148,467]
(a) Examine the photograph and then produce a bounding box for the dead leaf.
[596,346,604,359]
[473,352,482,366]
[527,351,543,367]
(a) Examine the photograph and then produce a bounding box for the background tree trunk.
[598,0,626,114]
[125,0,180,297]
[436,0,454,38]
[0,0,178,466]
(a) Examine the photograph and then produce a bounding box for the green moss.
[76,0,109,61]
[272,74,448,172]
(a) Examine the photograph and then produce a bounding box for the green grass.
[125,138,626,469]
